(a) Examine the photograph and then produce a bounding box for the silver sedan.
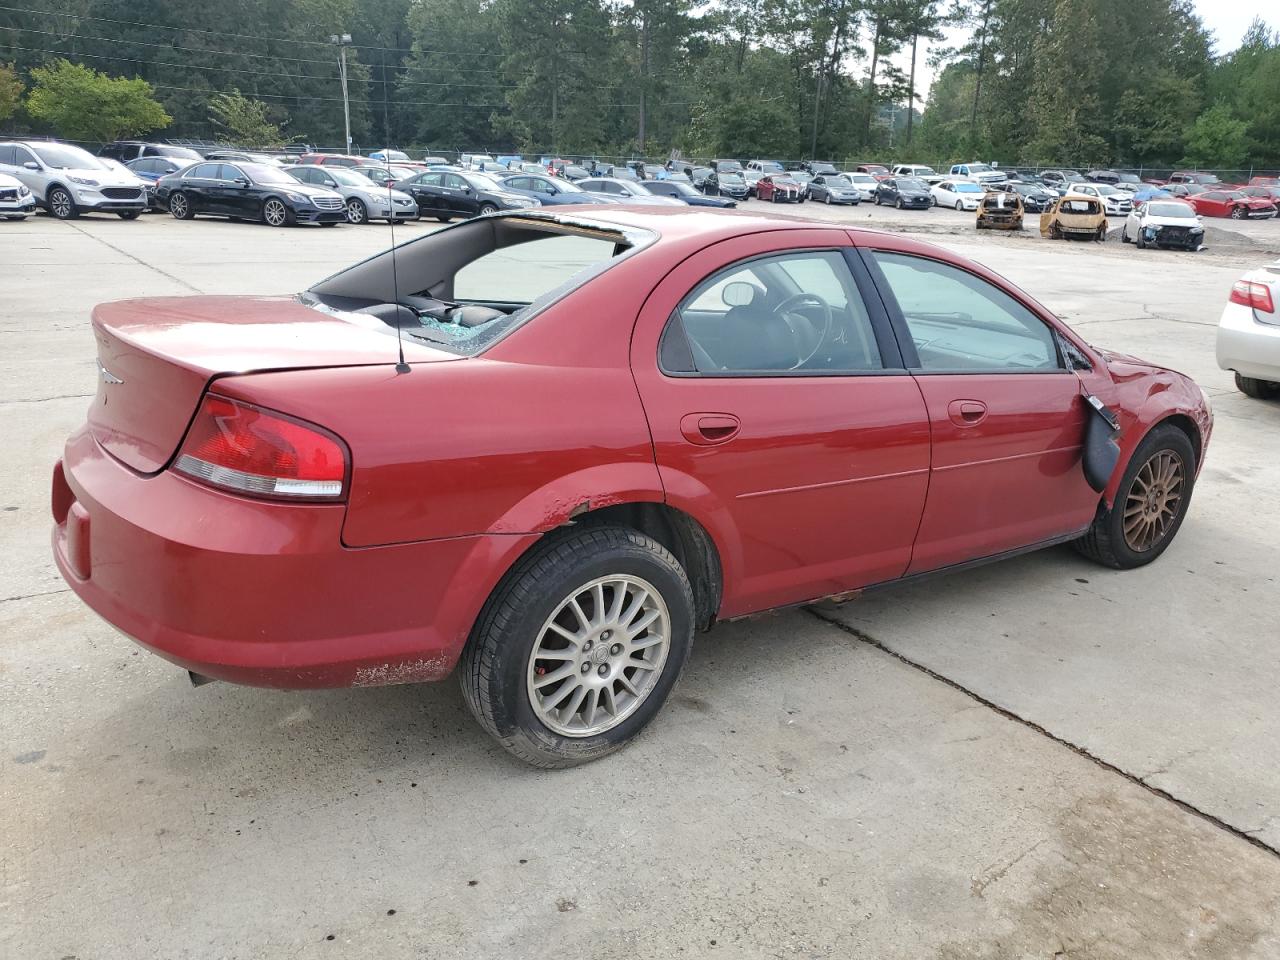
[286,165,418,223]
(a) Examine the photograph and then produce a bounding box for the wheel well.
[1158,413,1202,464]
[567,503,723,631]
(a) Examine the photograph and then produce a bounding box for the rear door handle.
[680,413,741,445]
[947,399,988,426]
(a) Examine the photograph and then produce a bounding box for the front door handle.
[947,399,988,426]
[680,413,741,445]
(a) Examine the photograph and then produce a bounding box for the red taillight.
[1230,280,1276,314]
[174,394,348,501]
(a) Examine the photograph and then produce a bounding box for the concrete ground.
[2,203,1279,960]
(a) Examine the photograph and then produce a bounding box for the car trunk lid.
[89,295,457,473]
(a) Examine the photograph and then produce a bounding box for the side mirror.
[234,178,250,188]
[24,161,39,170]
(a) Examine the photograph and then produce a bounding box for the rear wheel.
[1121,224,1131,243]
[955,200,963,211]
[1074,423,1196,569]
[460,526,695,768]
[436,214,451,222]
[1235,372,1279,399]
[168,192,194,220]
[47,187,78,220]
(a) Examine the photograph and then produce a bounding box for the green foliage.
[0,62,22,124]
[209,91,287,147]
[1180,103,1250,168]
[24,59,170,141]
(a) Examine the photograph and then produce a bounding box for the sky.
[898,0,1267,106]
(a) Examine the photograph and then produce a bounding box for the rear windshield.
[1062,200,1100,213]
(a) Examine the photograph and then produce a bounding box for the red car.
[51,208,1213,766]
[295,153,368,167]
[1187,189,1278,220]
[754,173,804,203]
[855,163,892,180]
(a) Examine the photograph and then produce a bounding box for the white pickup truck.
[948,162,1007,184]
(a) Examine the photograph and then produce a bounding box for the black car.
[1041,169,1084,192]
[499,173,609,206]
[642,179,736,207]
[699,170,749,200]
[802,160,840,176]
[713,159,745,175]
[874,176,932,209]
[999,181,1054,212]
[99,141,203,164]
[154,161,346,226]
[1086,169,1121,185]
[395,170,538,221]
[125,156,197,210]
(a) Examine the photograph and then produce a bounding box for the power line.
[147,81,645,110]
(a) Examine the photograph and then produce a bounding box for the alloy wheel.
[49,189,74,219]
[1123,450,1185,552]
[169,194,188,219]
[526,574,671,738]
[346,198,366,224]
[264,199,287,226]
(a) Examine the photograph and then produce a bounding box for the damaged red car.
[52,208,1212,766]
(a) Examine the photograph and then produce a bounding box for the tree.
[209,90,288,146]
[1026,0,1110,165]
[24,59,170,141]
[1180,103,1250,168]
[0,62,22,125]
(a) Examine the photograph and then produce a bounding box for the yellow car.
[1040,194,1107,240]
[976,190,1024,230]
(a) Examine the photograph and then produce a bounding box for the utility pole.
[330,34,353,152]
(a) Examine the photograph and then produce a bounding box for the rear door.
[860,240,1100,573]
[629,229,931,617]
[180,162,222,213]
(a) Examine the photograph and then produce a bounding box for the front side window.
[869,252,1059,372]
[665,251,883,374]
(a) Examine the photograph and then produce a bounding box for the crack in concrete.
[1,588,71,604]
[1,393,94,404]
[64,221,204,294]
[806,606,1280,861]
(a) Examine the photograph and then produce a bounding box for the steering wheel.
[772,292,833,369]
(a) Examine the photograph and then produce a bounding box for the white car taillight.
[1230,281,1275,314]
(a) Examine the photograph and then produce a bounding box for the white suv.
[0,140,148,219]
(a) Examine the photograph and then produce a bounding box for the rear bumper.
[1217,303,1280,382]
[52,426,538,688]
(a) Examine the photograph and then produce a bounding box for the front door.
[861,243,1101,573]
[444,173,479,216]
[407,172,443,215]
[629,230,931,618]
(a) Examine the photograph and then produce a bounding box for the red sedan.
[52,208,1212,766]
[1187,189,1278,220]
[755,173,804,202]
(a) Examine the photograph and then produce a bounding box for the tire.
[345,198,368,224]
[1121,224,1131,243]
[460,526,696,768]
[1231,205,1246,220]
[168,192,194,220]
[116,210,141,220]
[896,198,903,209]
[436,214,451,222]
[955,200,963,211]
[1136,229,1146,249]
[47,186,78,220]
[262,198,294,227]
[1097,226,1106,242]
[1235,372,1279,399]
[478,202,498,215]
[1073,423,1197,569]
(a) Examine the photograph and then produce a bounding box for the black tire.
[460,526,695,768]
[1235,372,1279,399]
[955,200,963,211]
[436,214,451,222]
[1121,224,1131,243]
[1231,205,1246,220]
[896,198,904,209]
[320,221,338,227]
[262,197,295,227]
[478,202,498,215]
[1073,423,1197,569]
[47,186,78,220]
[345,197,368,224]
[116,210,141,220]
[168,191,195,220]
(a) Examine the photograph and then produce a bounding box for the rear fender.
[650,466,747,617]
[487,462,665,534]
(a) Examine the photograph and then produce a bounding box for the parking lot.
[3,207,1280,959]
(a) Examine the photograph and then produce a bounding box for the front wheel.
[955,200,963,211]
[116,210,141,220]
[1074,423,1197,569]
[1231,205,1246,220]
[262,198,294,227]
[47,187,78,220]
[168,192,194,220]
[345,197,368,224]
[460,526,695,768]
[478,202,498,215]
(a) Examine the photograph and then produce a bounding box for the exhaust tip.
[188,670,217,687]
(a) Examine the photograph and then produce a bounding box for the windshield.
[898,178,927,190]
[827,176,852,187]
[1118,173,1140,183]
[553,178,586,193]
[1094,185,1119,195]
[466,173,504,191]
[719,173,745,183]
[1148,202,1195,218]
[790,172,813,182]
[967,164,993,173]
[565,166,589,177]
[863,165,888,173]
[954,182,983,193]
[850,174,876,184]
[245,164,295,185]
[327,168,374,187]
[758,161,784,172]
[31,143,105,170]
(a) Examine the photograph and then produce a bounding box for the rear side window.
[869,252,1060,372]
[188,162,219,178]
[664,251,883,375]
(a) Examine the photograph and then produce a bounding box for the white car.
[1069,183,1133,216]
[931,179,985,211]
[1217,259,1280,399]
[843,172,880,201]
[0,140,148,219]
[576,177,684,206]
[1120,199,1204,250]
[892,164,942,184]
[948,162,1006,184]
[0,171,37,219]
[287,164,418,223]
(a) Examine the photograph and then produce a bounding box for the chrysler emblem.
[97,360,124,385]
